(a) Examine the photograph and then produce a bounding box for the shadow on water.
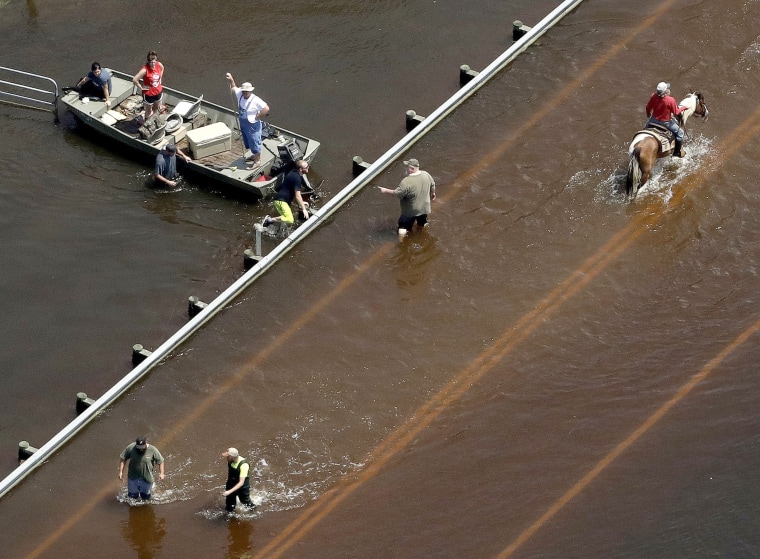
[391,229,440,290]
[120,504,167,559]
[225,516,254,559]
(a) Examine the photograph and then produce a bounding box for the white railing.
[0,65,59,119]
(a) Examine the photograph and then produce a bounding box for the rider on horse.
[645,81,686,158]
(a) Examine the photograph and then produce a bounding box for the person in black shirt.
[263,160,310,226]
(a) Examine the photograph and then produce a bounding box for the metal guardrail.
[0,0,585,500]
[0,65,59,120]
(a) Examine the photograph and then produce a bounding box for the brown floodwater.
[2,0,760,557]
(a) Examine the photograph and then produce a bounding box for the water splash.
[589,134,714,205]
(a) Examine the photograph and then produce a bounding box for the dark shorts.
[398,214,428,231]
[143,91,163,104]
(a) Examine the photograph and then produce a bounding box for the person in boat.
[645,81,686,158]
[378,158,436,241]
[74,62,112,106]
[262,159,310,227]
[221,447,256,513]
[225,72,270,168]
[154,143,191,188]
[132,51,165,122]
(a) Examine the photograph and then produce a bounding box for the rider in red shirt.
[645,81,686,157]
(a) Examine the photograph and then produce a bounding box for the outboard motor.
[270,139,304,176]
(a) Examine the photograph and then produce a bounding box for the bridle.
[692,92,709,121]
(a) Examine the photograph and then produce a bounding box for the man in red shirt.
[646,81,686,157]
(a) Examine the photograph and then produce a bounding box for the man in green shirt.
[119,436,165,501]
[378,158,436,241]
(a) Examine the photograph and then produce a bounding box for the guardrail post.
[352,156,371,177]
[513,20,532,41]
[76,392,95,415]
[406,110,425,131]
[132,344,152,366]
[188,296,208,318]
[18,441,38,463]
[460,64,480,86]
[244,223,265,270]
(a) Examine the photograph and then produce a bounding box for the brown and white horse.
[625,91,709,200]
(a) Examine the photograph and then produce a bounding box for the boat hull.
[59,70,320,200]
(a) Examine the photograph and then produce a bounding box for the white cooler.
[186,122,232,159]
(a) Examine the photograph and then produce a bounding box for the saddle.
[632,123,673,154]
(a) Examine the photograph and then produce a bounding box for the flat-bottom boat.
[59,70,321,199]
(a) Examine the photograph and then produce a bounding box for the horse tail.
[626,147,642,200]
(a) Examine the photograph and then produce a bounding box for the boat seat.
[142,122,167,145]
[172,95,203,120]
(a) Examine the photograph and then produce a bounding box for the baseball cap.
[222,447,239,458]
[656,81,670,94]
[164,143,177,154]
[135,437,148,450]
[403,158,420,168]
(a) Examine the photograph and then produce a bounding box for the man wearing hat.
[645,81,687,157]
[225,72,270,168]
[221,447,256,512]
[154,143,191,187]
[119,436,165,501]
[378,158,436,240]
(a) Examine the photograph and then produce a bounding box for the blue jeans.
[127,477,154,500]
[646,117,684,142]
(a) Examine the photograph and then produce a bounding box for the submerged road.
[3,0,760,557]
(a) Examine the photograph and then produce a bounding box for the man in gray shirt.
[154,143,191,188]
[379,158,436,241]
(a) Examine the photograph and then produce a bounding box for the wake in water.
[190,432,365,520]
[583,134,714,205]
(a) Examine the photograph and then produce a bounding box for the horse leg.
[626,147,642,200]
[640,142,657,187]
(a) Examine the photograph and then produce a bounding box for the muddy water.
[2,0,760,558]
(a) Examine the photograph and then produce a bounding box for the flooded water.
[2,0,760,557]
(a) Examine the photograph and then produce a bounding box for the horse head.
[680,90,709,123]
[692,91,709,121]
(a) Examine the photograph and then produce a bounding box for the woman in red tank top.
[132,50,165,121]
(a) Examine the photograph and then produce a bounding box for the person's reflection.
[120,504,167,559]
[226,516,254,559]
[392,230,439,289]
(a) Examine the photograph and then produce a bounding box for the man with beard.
[119,436,165,501]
